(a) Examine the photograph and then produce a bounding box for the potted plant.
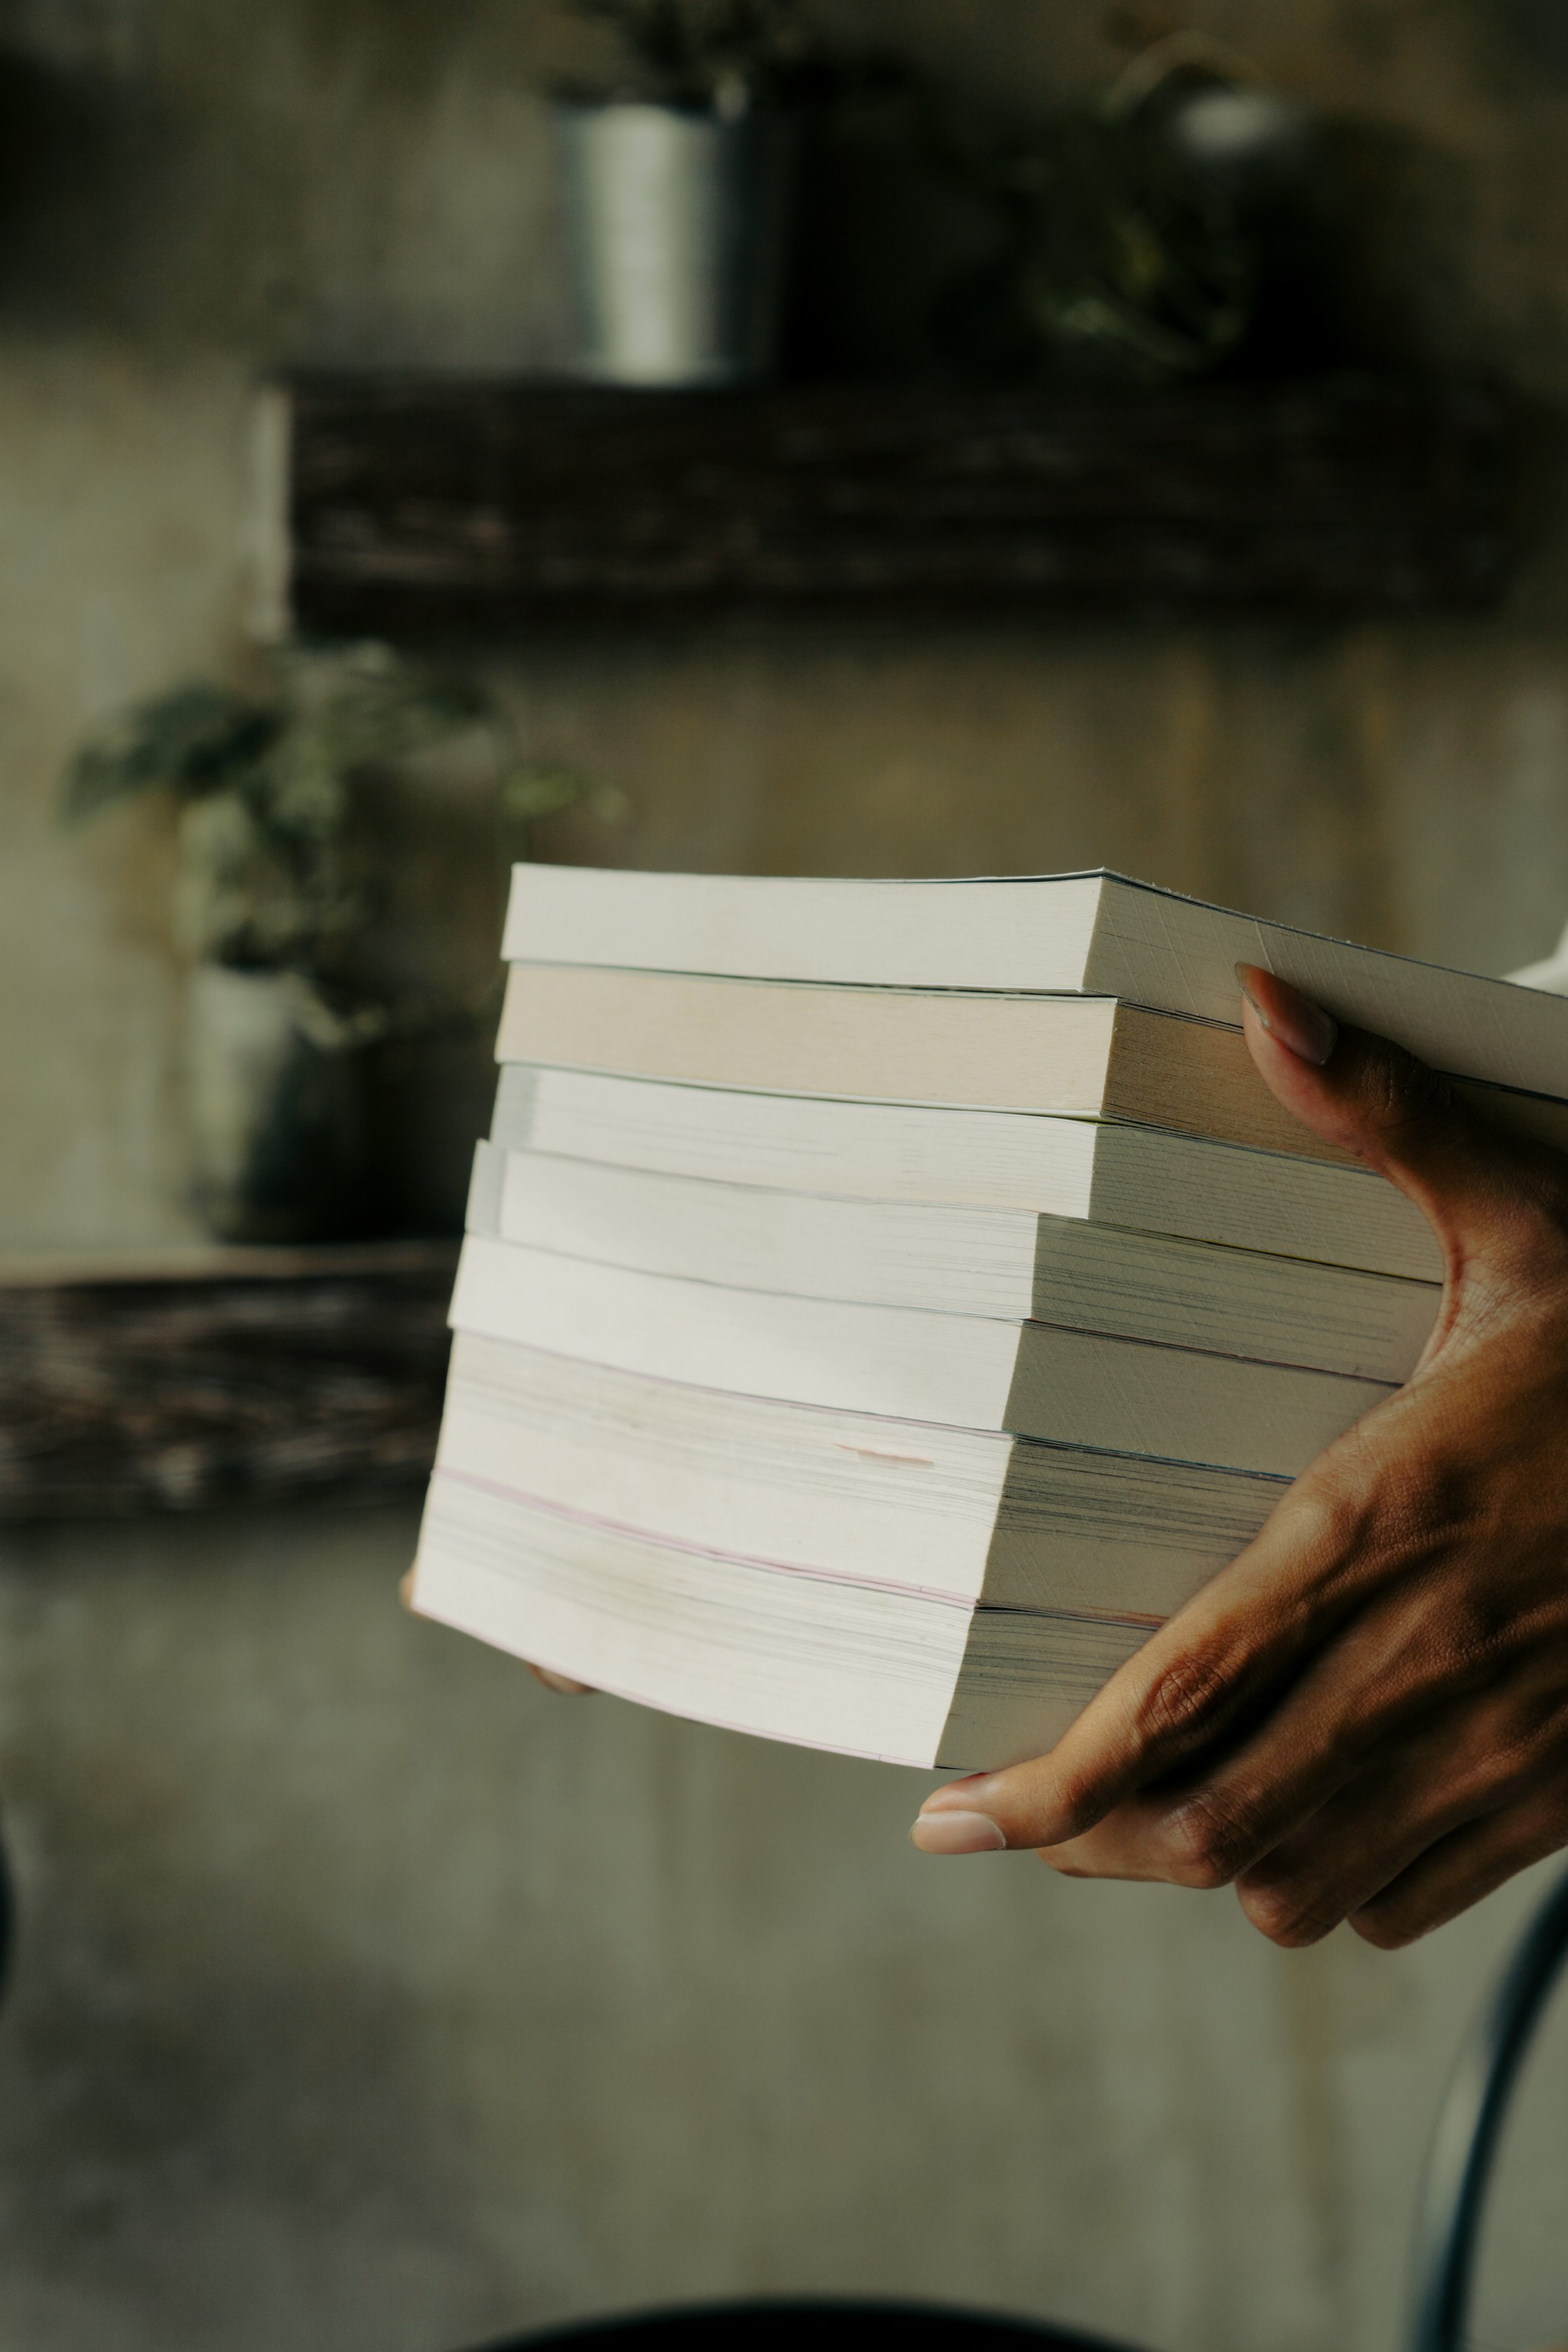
[63,644,609,1245]
[936,36,1317,383]
[556,0,821,385]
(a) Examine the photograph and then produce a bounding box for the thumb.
[1235,963,1560,1264]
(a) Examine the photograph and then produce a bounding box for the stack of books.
[410,867,1568,1771]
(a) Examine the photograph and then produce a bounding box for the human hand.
[912,963,1568,1951]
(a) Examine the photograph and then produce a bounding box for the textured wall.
[6,5,1568,2351]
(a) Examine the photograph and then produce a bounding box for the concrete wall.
[6,5,1568,2349]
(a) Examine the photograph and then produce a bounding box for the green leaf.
[61,684,281,824]
[499,765,630,828]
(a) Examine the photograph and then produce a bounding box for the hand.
[912,964,1568,1951]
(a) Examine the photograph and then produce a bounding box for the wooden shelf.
[288,373,1513,633]
[0,1242,456,1521]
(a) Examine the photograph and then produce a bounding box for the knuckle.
[1134,1643,1236,1755]
[1349,1905,1420,1951]
[1350,1791,1568,1951]
[1240,1877,1341,1948]
[1160,1788,1260,1889]
[1356,1041,1454,1143]
[1288,1470,1375,1567]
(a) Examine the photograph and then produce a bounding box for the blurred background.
[6,3,1568,2349]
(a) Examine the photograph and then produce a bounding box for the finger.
[1048,1515,1561,1895]
[528,1663,594,1696]
[1040,1659,1568,1918]
[1236,964,1568,1270]
[1035,1711,1428,1899]
[1032,1607,1406,1891]
[1349,1784,1568,1948]
[1232,1705,1551,1947]
[913,1447,1387,1855]
[912,1366,1510,1861]
[1035,1788,1232,1882]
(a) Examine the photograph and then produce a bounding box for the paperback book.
[411,864,1568,1768]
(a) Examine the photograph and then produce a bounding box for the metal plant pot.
[184,965,364,1244]
[557,100,796,386]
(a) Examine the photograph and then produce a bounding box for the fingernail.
[909,1809,1008,1855]
[1235,964,1338,1067]
[529,1664,593,1695]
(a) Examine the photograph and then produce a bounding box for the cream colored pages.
[496,963,1121,1117]
[495,966,1568,1163]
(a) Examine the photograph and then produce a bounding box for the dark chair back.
[474,2300,1139,2352]
[1407,1864,1568,2352]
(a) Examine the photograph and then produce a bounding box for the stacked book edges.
[412,866,1568,1771]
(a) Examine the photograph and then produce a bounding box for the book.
[447,1235,1393,1479]
[489,1063,1442,1282]
[502,862,1568,1099]
[466,1145,1438,1383]
[494,964,1568,1162]
[436,1330,1284,1618]
[417,1472,1160,1769]
[412,861,1559,1769]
